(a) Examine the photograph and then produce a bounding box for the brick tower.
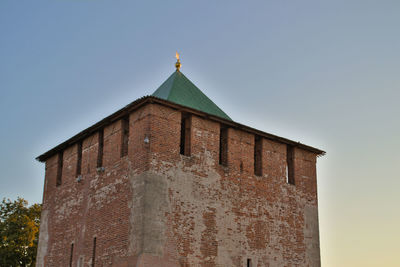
[36,56,324,267]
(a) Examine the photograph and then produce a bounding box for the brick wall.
[36,102,320,267]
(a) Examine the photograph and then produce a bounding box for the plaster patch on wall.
[142,172,168,255]
[91,178,124,209]
[128,171,145,256]
[36,209,48,267]
[304,205,321,266]
[54,195,83,221]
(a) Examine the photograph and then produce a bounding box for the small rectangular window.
[69,243,74,267]
[76,141,82,176]
[92,237,97,267]
[254,135,262,176]
[56,151,63,186]
[97,130,104,168]
[247,258,252,267]
[287,145,295,185]
[219,126,228,166]
[180,113,191,156]
[121,116,129,157]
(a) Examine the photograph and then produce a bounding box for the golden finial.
[175,51,181,71]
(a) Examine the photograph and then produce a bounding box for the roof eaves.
[149,97,325,155]
[37,96,325,162]
[36,96,152,162]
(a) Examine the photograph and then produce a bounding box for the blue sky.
[1,1,399,266]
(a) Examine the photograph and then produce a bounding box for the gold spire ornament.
[175,51,181,71]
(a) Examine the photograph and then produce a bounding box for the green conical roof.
[152,71,232,120]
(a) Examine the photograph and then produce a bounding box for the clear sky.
[1,1,399,266]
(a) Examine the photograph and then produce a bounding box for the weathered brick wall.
[36,102,320,267]
[36,105,152,267]
[138,103,320,266]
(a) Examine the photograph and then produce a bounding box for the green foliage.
[0,198,41,267]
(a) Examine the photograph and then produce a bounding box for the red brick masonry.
[36,102,321,267]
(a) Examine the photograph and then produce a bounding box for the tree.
[0,198,41,267]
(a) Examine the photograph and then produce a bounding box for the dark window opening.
[69,243,74,267]
[56,151,63,186]
[180,113,191,156]
[92,237,96,267]
[121,116,129,157]
[219,126,228,166]
[76,141,82,176]
[247,258,252,267]
[97,130,104,168]
[254,135,262,176]
[287,145,295,185]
